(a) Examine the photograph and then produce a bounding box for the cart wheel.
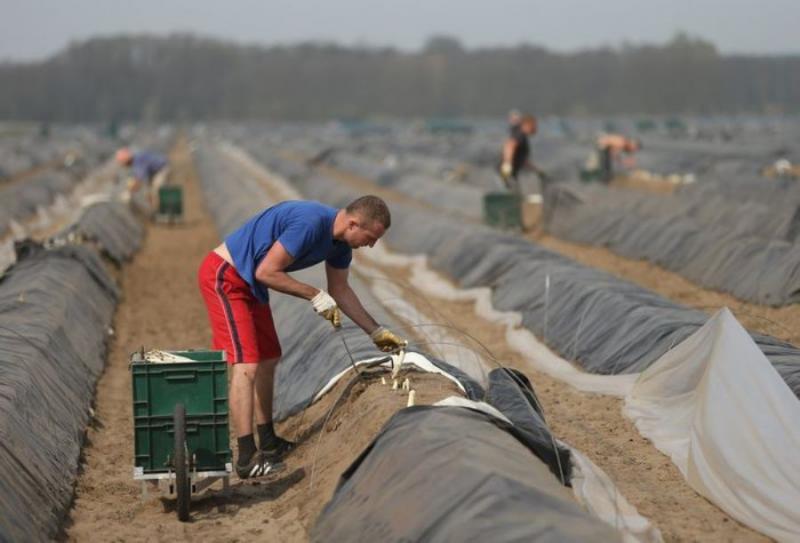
[174,403,190,522]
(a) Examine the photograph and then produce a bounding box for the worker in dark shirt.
[499,114,548,193]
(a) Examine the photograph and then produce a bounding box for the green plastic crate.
[158,185,183,219]
[483,192,522,230]
[131,350,230,473]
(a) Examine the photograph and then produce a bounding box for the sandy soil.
[356,257,769,542]
[65,139,461,542]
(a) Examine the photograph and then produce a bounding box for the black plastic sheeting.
[0,245,119,542]
[544,182,800,306]
[61,201,144,264]
[486,368,571,483]
[312,407,620,543]
[295,172,800,398]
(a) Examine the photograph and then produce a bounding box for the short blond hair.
[346,195,391,229]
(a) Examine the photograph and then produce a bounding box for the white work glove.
[370,326,408,353]
[311,290,341,328]
[500,161,513,179]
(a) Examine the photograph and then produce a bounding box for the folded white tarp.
[625,308,800,542]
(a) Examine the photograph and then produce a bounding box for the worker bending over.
[595,134,641,183]
[115,147,170,211]
[198,196,407,479]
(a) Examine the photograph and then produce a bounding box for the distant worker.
[595,134,641,183]
[115,147,169,210]
[498,114,550,193]
[197,196,408,479]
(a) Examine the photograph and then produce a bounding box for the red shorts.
[198,251,282,364]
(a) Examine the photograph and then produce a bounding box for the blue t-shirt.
[225,201,352,303]
[132,151,167,183]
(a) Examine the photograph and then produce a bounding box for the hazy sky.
[1,0,798,61]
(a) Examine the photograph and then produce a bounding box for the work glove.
[370,326,408,353]
[311,290,341,328]
[500,161,513,179]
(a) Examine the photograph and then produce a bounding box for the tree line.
[0,33,797,121]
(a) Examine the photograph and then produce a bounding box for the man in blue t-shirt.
[198,195,407,479]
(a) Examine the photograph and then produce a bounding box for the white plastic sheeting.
[625,308,800,542]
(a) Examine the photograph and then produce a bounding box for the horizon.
[2,0,799,61]
[3,30,799,66]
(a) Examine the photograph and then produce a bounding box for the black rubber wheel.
[173,403,190,522]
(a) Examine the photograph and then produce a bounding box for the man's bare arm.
[502,138,517,164]
[254,241,319,300]
[326,264,379,333]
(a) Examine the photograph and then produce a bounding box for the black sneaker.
[235,452,279,480]
[261,436,296,462]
